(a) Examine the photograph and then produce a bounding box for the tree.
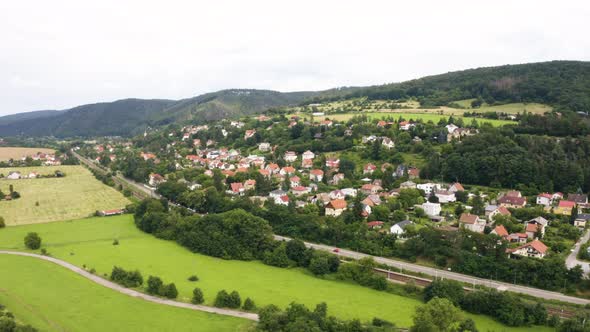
[458,318,478,332]
[285,239,309,267]
[243,297,256,311]
[163,283,178,299]
[411,298,463,332]
[423,280,464,306]
[228,291,241,308]
[214,290,230,308]
[192,288,204,304]
[24,232,41,250]
[146,276,164,294]
[0,216,5,228]
[308,251,331,276]
[263,243,291,268]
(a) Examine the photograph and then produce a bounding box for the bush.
[243,297,256,311]
[110,266,143,288]
[308,251,339,276]
[0,216,4,228]
[112,239,119,245]
[214,290,230,308]
[192,288,204,304]
[424,280,464,306]
[263,243,292,268]
[24,232,41,250]
[146,276,164,295]
[214,290,241,308]
[187,275,199,282]
[163,283,178,299]
[228,291,241,308]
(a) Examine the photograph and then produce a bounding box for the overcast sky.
[1,0,589,116]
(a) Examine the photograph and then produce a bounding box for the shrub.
[214,290,230,308]
[112,239,119,245]
[424,280,464,306]
[163,283,178,299]
[243,297,256,311]
[146,276,164,295]
[109,266,143,288]
[24,232,41,250]
[187,275,199,282]
[0,216,4,228]
[263,243,292,268]
[192,288,204,304]
[228,291,241,308]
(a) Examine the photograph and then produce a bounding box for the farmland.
[0,147,56,161]
[0,254,252,332]
[0,215,552,331]
[0,166,130,226]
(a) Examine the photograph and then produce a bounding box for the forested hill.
[1,61,589,137]
[0,90,317,137]
[310,61,590,112]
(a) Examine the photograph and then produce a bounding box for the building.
[258,142,271,152]
[498,195,527,209]
[98,209,125,216]
[486,205,511,221]
[302,150,315,160]
[536,193,553,206]
[574,214,590,228]
[491,225,509,240]
[6,171,21,180]
[363,163,377,175]
[390,220,413,236]
[421,202,441,217]
[448,182,465,193]
[568,193,588,205]
[309,169,324,182]
[416,183,441,196]
[554,200,576,215]
[435,190,456,203]
[325,199,347,217]
[149,173,165,187]
[459,213,485,233]
[507,239,548,259]
[284,151,297,163]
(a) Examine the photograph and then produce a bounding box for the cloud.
[0,0,588,115]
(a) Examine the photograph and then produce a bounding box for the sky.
[0,0,589,116]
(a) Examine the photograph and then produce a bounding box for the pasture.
[0,147,56,161]
[316,112,515,127]
[0,255,252,332]
[0,215,552,331]
[451,100,552,115]
[0,166,130,226]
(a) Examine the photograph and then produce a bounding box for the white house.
[382,138,395,149]
[302,150,315,160]
[258,142,271,152]
[284,151,298,163]
[536,193,553,206]
[6,171,21,180]
[417,183,441,196]
[390,220,413,236]
[459,213,485,233]
[325,199,347,217]
[435,190,456,203]
[421,202,441,217]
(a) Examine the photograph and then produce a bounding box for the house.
[276,195,290,206]
[574,214,590,228]
[148,173,165,187]
[459,213,485,233]
[302,158,313,169]
[265,163,280,174]
[447,127,477,142]
[330,190,346,200]
[536,193,553,206]
[290,176,301,188]
[399,121,415,131]
[269,189,288,200]
[508,233,528,244]
[361,184,382,195]
[331,173,345,185]
[341,188,357,197]
[568,193,588,205]
[302,150,315,160]
[6,171,21,180]
[554,200,576,215]
[244,129,256,140]
[498,195,527,209]
[435,190,456,203]
[230,182,245,196]
[382,137,395,149]
[400,181,417,189]
[487,205,511,221]
[416,183,440,196]
[390,220,413,236]
[448,182,465,193]
[445,124,459,133]
[258,143,271,152]
[508,239,548,259]
[421,202,441,217]
[325,199,347,217]
[325,158,340,169]
[244,179,256,191]
[363,163,377,175]
[310,169,324,182]
[491,225,509,240]
[291,186,311,197]
[367,221,384,229]
[525,223,543,239]
[408,167,420,179]
[28,172,40,179]
[280,166,296,176]
[141,152,156,161]
[284,151,298,163]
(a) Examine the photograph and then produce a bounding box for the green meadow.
[315,112,515,127]
[0,215,553,331]
[0,254,252,332]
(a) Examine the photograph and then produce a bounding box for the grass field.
[0,166,130,226]
[0,147,56,161]
[0,216,552,331]
[451,100,552,115]
[0,255,252,332]
[316,112,514,127]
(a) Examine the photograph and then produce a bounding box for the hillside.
[1,61,588,138]
[308,60,590,112]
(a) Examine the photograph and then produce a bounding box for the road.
[274,235,590,305]
[566,229,590,274]
[0,251,259,321]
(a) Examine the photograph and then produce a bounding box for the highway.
[274,235,590,305]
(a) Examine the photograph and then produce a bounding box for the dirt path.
[0,250,259,322]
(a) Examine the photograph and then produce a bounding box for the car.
[332,248,340,253]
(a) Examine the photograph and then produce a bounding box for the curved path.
[0,250,259,321]
[274,235,590,305]
[566,229,590,274]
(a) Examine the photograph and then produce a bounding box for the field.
[0,255,252,332]
[0,147,56,161]
[0,215,552,331]
[0,166,130,226]
[451,100,552,115]
[314,112,515,127]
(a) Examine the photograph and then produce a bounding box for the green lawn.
[0,165,130,226]
[0,215,552,331]
[0,255,252,332]
[318,112,514,127]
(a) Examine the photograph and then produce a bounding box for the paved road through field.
[274,235,590,305]
[0,251,259,321]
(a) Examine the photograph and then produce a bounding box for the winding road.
[566,229,590,274]
[0,251,259,321]
[274,235,590,306]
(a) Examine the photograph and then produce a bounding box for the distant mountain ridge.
[1,61,588,137]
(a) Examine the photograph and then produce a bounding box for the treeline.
[423,128,590,193]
